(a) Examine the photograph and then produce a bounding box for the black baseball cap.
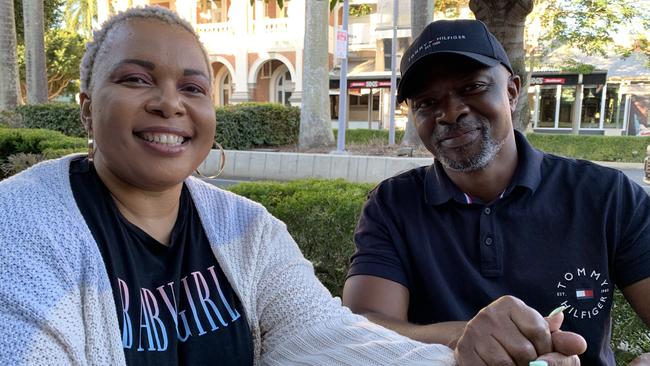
[397,19,513,103]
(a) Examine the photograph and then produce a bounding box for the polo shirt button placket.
[484,207,491,215]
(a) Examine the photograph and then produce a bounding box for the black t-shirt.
[349,131,650,366]
[70,157,253,366]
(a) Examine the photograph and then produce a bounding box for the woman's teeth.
[140,133,185,146]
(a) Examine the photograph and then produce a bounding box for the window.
[274,68,293,106]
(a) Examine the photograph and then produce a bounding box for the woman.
[0,6,454,365]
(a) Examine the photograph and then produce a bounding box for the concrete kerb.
[200,149,434,183]
[199,149,643,183]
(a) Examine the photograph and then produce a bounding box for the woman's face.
[81,19,215,191]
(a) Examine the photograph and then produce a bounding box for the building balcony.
[196,21,236,54]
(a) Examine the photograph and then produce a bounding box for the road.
[207,168,650,194]
[620,168,650,194]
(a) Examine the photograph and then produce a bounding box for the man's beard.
[432,120,504,172]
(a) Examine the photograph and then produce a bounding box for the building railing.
[196,22,234,36]
[254,17,290,37]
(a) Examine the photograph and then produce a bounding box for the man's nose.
[435,94,469,125]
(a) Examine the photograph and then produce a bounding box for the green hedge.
[527,133,650,163]
[0,128,85,160]
[15,103,86,137]
[11,102,301,150]
[216,102,299,149]
[230,179,649,364]
[334,128,405,145]
[230,179,374,295]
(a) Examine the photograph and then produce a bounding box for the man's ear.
[80,93,92,132]
[507,74,521,113]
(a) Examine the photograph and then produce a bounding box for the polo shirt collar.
[424,130,543,206]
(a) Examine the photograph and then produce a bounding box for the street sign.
[336,30,348,59]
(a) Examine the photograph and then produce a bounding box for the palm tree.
[469,0,533,130]
[63,0,96,37]
[299,0,335,148]
[22,0,49,104]
[0,0,21,110]
[401,0,433,147]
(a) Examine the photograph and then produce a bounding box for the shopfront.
[528,71,620,134]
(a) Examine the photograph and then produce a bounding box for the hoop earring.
[195,142,226,179]
[87,131,94,163]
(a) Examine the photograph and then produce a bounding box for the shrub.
[336,129,405,145]
[0,128,85,162]
[216,103,300,149]
[15,103,85,137]
[229,179,374,296]
[527,133,650,163]
[0,153,45,177]
[229,178,649,363]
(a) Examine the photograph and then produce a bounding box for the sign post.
[335,0,350,153]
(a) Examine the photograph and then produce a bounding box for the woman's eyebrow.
[114,58,155,70]
[184,69,208,79]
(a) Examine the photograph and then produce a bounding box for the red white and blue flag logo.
[575,289,594,300]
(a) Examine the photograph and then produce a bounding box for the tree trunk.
[22,0,48,104]
[469,0,533,131]
[0,0,21,110]
[299,0,334,149]
[401,0,433,147]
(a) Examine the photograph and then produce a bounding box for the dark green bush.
[230,179,374,295]
[216,102,300,149]
[15,103,85,137]
[0,128,85,161]
[527,133,650,163]
[335,128,405,145]
[229,178,649,363]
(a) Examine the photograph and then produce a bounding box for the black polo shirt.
[349,131,650,366]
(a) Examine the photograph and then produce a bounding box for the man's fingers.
[546,310,564,333]
[534,353,580,366]
[507,298,552,355]
[467,334,518,366]
[550,330,587,356]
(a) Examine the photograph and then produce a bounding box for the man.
[342,19,650,366]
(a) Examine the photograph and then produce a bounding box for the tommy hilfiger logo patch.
[575,289,594,300]
[554,267,611,320]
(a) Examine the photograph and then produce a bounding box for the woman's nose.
[145,83,186,118]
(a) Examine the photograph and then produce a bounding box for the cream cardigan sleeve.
[253,216,455,365]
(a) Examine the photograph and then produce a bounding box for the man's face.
[407,57,519,172]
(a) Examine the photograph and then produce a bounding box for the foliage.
[0,153,45,178]
[13,0,63,44]
[349,4,373,17]
[558,59,597,74]
[229,179,375,296]
[229,178,649,361]
[338,128,405,145]
[0,127,85,179]
[63,0,97,37]
[14,103,85,137]
[536,0,645,57]
[216,103,300,150]
[17,29,86,100]
[611,289,650,365]
[526,133,650,163]
[250,0,339,11]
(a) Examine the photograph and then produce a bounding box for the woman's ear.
[80,93,92,132]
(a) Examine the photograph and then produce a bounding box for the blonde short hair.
[80,6,212,94]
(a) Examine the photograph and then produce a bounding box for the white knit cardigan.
[0,155,454,365]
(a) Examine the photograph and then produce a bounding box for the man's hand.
[455,296,586,366]
[629,353,650,366]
